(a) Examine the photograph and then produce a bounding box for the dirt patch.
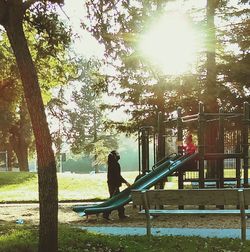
[0,203,244,229]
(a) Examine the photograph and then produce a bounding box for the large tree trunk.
[9,135,28,171]
[16,147,29,171]
[9,134,29,171]
[206,0,218,112]
[1,3,58,252]
[18,98,30,171]
[9,103,30,172]
[205,0,219,179]
[6,144,15,171]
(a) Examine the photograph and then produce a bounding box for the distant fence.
[0,151,8,171]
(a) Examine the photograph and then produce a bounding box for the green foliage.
[84,0,250,134]
[50,58,119,168]
[0,224,250,252]
[0,34,21,149]
[0,225,37,252]
[0,6,78,168]
[215,3,250,111]
[89,139,114,167]
[62,156,92,173]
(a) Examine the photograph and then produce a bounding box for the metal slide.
[73,152,198,216]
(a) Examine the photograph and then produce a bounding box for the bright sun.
[139,12,200,75]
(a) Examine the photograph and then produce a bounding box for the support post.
[177,107,184,209]
[198,102,205,189]
[238,189,246,241]
[157,112,165,162]
[243,102,249,187]
[157,112,165,189]
[142,190,151,239]
[177,107,183,190]
[218,107,224,188]
[138,130,141,175]
[236,132,241,188]
[141,128,150,175]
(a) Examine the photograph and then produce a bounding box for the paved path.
[78,226,250,240]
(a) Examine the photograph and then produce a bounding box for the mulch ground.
[0,203,244,229]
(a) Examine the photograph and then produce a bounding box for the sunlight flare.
[139,12,200,75]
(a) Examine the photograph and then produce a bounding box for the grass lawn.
[0,224,250,252]
[0,171,135,202]
[0,171,179,202]
[0,169,240,202]
[1,171,249,251]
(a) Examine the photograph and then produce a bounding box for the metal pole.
[138,130,141,175]
[177,107,183,156]
[141,128,149,175]
[218,107,224,188]
[243,102,249,187]
[157,112,165,162]
[177,107,184,192]
[198,102,205,189]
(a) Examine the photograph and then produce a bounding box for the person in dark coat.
[103,150,130,220]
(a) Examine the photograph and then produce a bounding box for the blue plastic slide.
[73,152,198,216]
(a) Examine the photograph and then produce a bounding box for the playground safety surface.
[78,226,250,240]
[1,203,249,240]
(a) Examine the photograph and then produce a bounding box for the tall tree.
[83,0,203,132]
[216,1,250,110]
[84,0,178,132]
[205,0,219,112]
[9,97,33,171]
[48,59,118,172]
[0,1,67,251]
[0,24,76,172]
[0,34,21,170]
[84,0,249,134]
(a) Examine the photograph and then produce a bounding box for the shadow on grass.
[0,172,37,186]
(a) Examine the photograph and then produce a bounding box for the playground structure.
[74,101,250,217]
[73,152,197,216]
[138,101,250,189]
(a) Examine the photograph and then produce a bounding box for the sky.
[61,0,104,59]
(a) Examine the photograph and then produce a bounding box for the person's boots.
[103,213,113,221]
[118,208,129,219]
[119,214,129,220]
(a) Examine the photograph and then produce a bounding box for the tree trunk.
[206,0,218,112]
[9,116,29,171]
[1,4,58,252]
[18,98,30,171]
[6,145,14,171]
[10,138,29,171]
[205,0,219,179]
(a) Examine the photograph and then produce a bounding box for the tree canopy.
[0,1,73,251]
[83,0,249,133]
[0,20,76,171]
